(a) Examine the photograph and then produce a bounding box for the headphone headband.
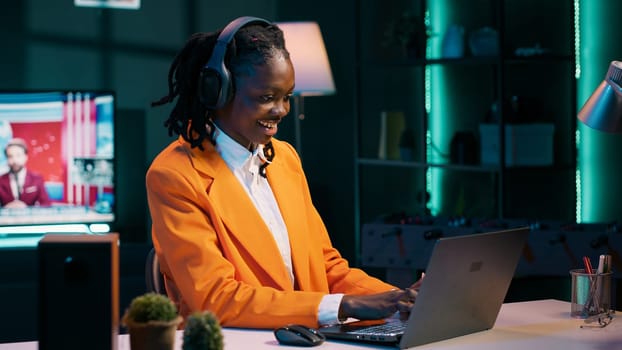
[199,16,272,110]
[213,16,270,52]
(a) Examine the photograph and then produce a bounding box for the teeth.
[258,120,278,128]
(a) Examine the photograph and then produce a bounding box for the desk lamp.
[578,61,622,133]
[276,21,336,156]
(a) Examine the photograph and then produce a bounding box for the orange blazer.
[146,136,395,329]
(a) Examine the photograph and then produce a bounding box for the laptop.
[319,226,530,349]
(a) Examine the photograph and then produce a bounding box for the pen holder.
[569,269,612,318]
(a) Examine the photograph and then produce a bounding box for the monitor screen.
[0,90,115,239]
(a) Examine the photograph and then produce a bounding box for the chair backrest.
[145,247,166,295]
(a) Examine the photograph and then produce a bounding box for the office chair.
[145,247,166,295]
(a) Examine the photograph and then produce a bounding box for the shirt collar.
[12,168,26,179]
[214,125,263,170]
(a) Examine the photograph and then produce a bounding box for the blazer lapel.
[266,151,313,290]
[187,139,293,289]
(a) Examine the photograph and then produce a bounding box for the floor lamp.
[277,21,336,157]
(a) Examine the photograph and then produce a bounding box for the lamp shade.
[276,21,336,96]
[578,61,622,133]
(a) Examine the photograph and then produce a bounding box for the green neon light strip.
[574,0,581,80]
[574,0,581,223]
[425,9,432,214]
[577,0,612,222]
[426,1,449,216]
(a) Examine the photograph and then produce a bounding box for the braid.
[228,24,289,79]
[258,141,274,178]
[151,21,289,152]
[152,32,217,149]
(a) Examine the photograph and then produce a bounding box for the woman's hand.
[338,273,425,321]
[338,289,408,321]
[409,272,425,291]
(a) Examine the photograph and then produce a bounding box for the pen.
[604,254,612,273]
[583,256,594,274]
[582,256,601,315]
[597,255,605,274]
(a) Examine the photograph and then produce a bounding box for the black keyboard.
[345,320,406,335]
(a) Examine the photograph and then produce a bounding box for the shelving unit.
[353,0,577,263]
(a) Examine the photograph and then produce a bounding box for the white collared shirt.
[213,126,343,325]
[214,127,294,284]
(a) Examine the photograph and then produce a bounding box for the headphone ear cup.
[199,54,232,110]
[198,67,222,109]
[198,16,271,109]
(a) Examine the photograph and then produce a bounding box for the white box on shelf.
[479,123,555,167]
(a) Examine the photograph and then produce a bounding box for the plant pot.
[125,316,183,350]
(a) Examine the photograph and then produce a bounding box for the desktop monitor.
[0,90,115,243]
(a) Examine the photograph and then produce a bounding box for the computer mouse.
[274,324,326,347]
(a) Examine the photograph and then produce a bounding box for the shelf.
[360,56,499,67]
[358,158,576,173]
[503,54,574,65]
[354,0,577,242]
[357,158,499,173]
[426,56,500,66]
[360,54,573,68]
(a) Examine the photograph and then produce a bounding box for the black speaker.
[198,16,271,110]
[38,233,119,350]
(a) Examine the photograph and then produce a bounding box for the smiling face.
[213,53,295,148]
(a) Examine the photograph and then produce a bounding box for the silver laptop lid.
[399,227,529,349]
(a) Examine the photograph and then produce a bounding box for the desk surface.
[1,299,620,349]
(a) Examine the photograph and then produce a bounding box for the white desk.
[1,299,620,349]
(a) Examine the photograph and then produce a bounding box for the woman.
[147,16,420,329]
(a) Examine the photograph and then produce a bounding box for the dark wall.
[0,0,361,252]
[277,0,359,263]
[0,0,360,342]
[0,0,359,253]
[114,108,148,242]
[0,0,283,242]
[0,1,25,88]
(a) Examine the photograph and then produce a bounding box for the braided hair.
[152,21,289,167]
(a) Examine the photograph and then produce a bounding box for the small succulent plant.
[123,292,179,324]
[182,311,224,350]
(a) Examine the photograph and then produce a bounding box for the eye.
[260,95,274,103]
[284,94,292,102]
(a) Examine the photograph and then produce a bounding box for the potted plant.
[382,11,433,59]
[122,292,183,350]
[182,310,224,350]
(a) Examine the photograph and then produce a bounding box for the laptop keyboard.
[347,320,406,335]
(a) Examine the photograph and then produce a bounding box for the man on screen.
[0,138,50,208]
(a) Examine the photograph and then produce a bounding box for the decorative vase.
[125,316,183,350]
[468,27,499,56]
[441,24,465,58]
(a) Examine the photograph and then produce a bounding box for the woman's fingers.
[409,272,425,290]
